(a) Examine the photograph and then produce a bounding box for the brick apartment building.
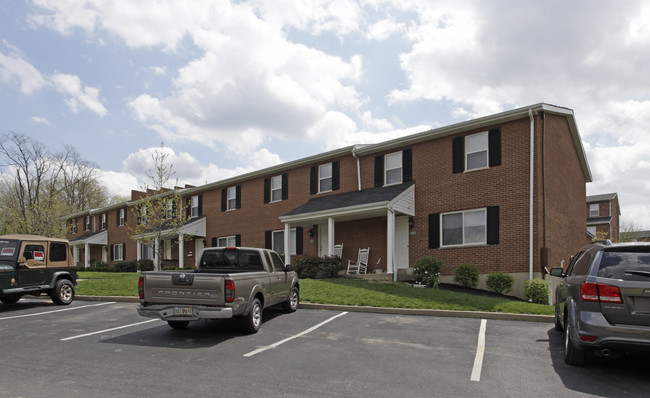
[586,193,620,241]
[65,103,592,297]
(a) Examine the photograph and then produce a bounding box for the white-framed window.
[140,207,148,224]
[441,208,487,247]
[227,187,237,210]
[142,243,154,260]
[589,203,599,217]
[119,209,125,226]
[319,163,332,193]
[465,132,489,171]
[113,243,124,261]
[587,226,597,236]
[85,215,91,231]
[217,236,237,248]
[71,219,77,234]
[272,229,297,255]
[101,214,107,230]
[385,151,403,185]
[191,195,199,217]
[271,175,282,202]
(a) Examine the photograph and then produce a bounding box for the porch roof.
[70,230,107,246]
[280,181,415,226]
[135,215,207,240]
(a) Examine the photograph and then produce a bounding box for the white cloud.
[49,73,108,116]
[0,44,46,94]
[31,116,52,125]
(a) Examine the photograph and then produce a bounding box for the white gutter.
[528,109,535,281]
[352,146,361,191]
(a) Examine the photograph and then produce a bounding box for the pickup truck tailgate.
[143,272,226,306]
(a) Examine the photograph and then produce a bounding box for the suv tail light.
[138,275,144,299]
[225,280,235,303]
[580,282,622,303]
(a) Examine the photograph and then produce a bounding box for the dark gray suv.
[550,242,650,366]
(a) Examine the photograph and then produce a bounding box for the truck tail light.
[225,280,235,303]
[580,282,622,303]
[138,274,144,300]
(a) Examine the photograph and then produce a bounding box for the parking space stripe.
[0,301,116,321]
[61,319,161,341]
[470,319,487,382]
[243,311,348,357]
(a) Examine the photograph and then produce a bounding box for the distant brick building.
[586,193,620,241]
[65,103,592,297]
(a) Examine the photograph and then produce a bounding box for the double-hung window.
[113,244,124,261]
[385,151,403,185]
[217,236,237,248]
[589,204,599,217]
[101,214,107,230]
[165,200,174,219]
[71,219,77,234]
[119,209,125,226]
[465,132,489,171]
[227,187,237,210]
[319,163,332,193]
[272,229,297,255]
[271,175,282,202]
[191,195,199,217]
[441,208,487,247]
[85,216,91,231]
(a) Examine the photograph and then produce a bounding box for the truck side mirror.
[285,265,294,272]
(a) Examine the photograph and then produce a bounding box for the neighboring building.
[586,193,620,241]
[65,103,592,297]
[620,230,650,242]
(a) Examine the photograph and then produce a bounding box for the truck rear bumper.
[137,304,233,321]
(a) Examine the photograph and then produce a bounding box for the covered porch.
[280,182,415,280]
[70,230,108,267]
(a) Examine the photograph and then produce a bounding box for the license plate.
[174,307,193,316]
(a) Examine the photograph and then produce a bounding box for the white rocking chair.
[332,243,343,258]
[347,248,369,274]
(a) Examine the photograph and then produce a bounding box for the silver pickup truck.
[137,247,299,333]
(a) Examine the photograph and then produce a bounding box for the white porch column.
[178,234,184,268]
[387,208,395,279]
[73,245,79,266]
[84,242,89,268]
[328,217,335,256]
[136,241,141,261]
[284,223,291,265]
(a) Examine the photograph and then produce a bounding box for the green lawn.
[76,272,554,316]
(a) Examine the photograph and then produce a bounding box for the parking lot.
[1,299,648,397]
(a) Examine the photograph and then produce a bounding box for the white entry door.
[394,216,409,269]
[195,239,204,267]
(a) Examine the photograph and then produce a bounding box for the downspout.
[352,146,361,191]
[387,203,396,282]
[528,109,535,282]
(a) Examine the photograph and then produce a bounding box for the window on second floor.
[310,161,339,195]
[85,215,91,231]
[319,163,333,193]
[118,209,125,226]
[385,151,403,185]
[222,186,241,212]
[589,204,599,217]
[465,132,489,171]
[271,175,283,202]
[191,195,199,217]
[101,214,107,230]
[70,219,77,234]
[452,128,501,174]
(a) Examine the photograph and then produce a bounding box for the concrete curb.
[76,296,553,323]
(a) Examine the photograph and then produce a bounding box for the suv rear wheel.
[564,316,587,366]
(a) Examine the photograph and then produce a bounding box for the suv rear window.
[597,248,650,281]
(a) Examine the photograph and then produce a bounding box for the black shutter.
[296,227,303,255]
[403,148,412,183]
[235,234,242,247]
[264,177,270,203]
[453,137,464,173]
[332,160,340,191]
[489,128,501,167]
[282,173,288,200]
[374,155,384,187]
[310,166,317,194]
[265,231,272,249]
[221,189,227,212]
[198,194,203,216]
[487,206,500,245]
[429,213,440,249]
[211,237,217,247]
[236,185,241,209]
[171,200,176,218]
[186,198,191,218]
[110,245,114,261]
[116,210,119,226]
[123,208,127,225]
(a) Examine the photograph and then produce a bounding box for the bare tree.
[0,132,108,237]
[127,142,191,270]
[619,221,646,242]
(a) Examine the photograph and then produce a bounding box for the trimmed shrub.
[453,263,479,288]
[486,272,515,295]
[525,279,550,304]
[294,255,341,279]
[114,260,138,272]
[412,256,443,287]
[138,259,154,271]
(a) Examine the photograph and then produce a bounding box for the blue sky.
[1,0,650,229]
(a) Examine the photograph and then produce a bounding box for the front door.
[394,216,410,270]
[195,238,204,267]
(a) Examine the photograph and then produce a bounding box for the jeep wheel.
[50,279,74,305]
[282,287,299,313]
[241,298,262,334]
[1,295,21,304]
[564,317,586,366]
[168,321,190,330]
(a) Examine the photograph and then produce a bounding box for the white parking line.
[61,319,161,341]
[244,311,348,357]
[0,301,116,321]
[470,319,487,382]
